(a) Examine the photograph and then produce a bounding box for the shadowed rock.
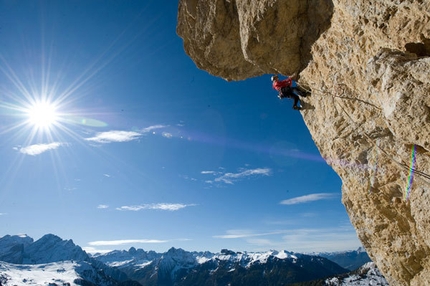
[177,0,333,81]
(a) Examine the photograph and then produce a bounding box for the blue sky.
[0,1,361,254]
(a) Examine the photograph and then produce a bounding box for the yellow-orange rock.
[177,1,430,285]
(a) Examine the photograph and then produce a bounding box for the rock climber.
[271,74,308,110]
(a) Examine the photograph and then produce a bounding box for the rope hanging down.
[330,90,430,189]
[299,83,430,194]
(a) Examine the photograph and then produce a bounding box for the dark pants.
[279,87,300,108]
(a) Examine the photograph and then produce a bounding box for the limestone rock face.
[177,0,430,285]
[177,0,333,80]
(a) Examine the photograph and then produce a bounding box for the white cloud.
[82,247,112,254]
[116,203,196,211]
[280,193,338,205]
[85,130,141,143]
[214,226,361,253]
[201,171,216,174]
[141,125,168,133]
[19,142,63,156]
[162,132,173,138]
[88,239,168,246]
[213,168,271,184]
[214,229,288,239]
[97,205,109,209]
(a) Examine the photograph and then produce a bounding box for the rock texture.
[177,0,333,80]
[177,1,430,285]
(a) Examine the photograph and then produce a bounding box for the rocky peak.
[0,234,34,264]
[0,234,34,247]
[0,233,89,265]
[220,248,236,255]
[161,247,197,267]
[23,233,89,264]
[177,1,430,285]
[129,246,137,254]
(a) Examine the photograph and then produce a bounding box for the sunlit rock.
[177,0,430,285]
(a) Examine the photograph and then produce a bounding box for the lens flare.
[405,145,417,201]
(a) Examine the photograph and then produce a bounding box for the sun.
[26,101,59,130]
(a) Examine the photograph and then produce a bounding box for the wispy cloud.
[214,229,288,239]
[141,124,168,134]
[85,125,173,143]
[82,247,112,254]
[280,193,338,205]
[85,130,141,143]
[88,239,168,246]
[18,142,63,156]
[116,203,196,211]
[97,205,109,209]
[162,132,173,138]
[205,168,271,185]
[214,225,361,253]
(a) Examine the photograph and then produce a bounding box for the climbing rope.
[302,82,430,196]
[331,86,430,191]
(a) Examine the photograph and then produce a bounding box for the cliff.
[177,1,430,285]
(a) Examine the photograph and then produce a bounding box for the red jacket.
[272,77,292,91]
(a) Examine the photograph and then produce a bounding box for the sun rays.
[0,4,164,198]
[0,43,113,195]
[0,81,72,146]
[25,100,59,131]
[0,41,113,144]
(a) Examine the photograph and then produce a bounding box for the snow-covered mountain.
[0,233,88,264]
[325,262,389,286]
[94,247,349,285]
[317,247,371,271]
[0,260,139,286]
[0,234,387,285]
[0,234,33,264]
[23,234,89,264]
[0,260,82,286]
[0,234,133,285]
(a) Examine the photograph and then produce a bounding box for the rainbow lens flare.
[405,145,417,201]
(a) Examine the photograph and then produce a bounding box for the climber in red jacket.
[271,74,308,110]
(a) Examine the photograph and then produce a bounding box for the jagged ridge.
[95,247,349,285]
[0,234,382,285]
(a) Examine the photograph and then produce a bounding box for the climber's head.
[271,75,278,82]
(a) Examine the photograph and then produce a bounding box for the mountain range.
[0,234,388,285]
[316,248,371,272]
